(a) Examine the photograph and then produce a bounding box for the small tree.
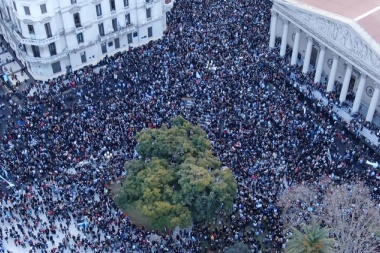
[278,179,380,253]
[116,116,237,230]
[285,223,335,253]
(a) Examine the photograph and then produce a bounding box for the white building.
[0,0,173,79]
[269,0,380,122]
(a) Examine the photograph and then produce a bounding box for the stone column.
[290,28,301,65]
[269,10,278,49]
[339,63,353,103]
[313,45,325,83]
[352,73,367,113]
[326,54,339,92]
[302,36,313,73]
[280,20,289,57]
[366,84,380,122]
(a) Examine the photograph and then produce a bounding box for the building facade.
[0,0,173,79]
[269,0,380,123]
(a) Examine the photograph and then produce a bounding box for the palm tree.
[285,223,335,253]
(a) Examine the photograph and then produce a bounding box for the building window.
[101,43,107,54]
[148,26,153,37]
[28,25,35,34]
[125,13,130,26]
[146,8,151,19]
[40,4,47,14]
[12,2,17,11]
[98,23,104,36]
[71,0,77,4]
[49,42,57,56]
[77,32,84,43]
[81,52,87,63]
[95,4,102,16]
[73,13,81,28]
[44,23,52,38]
[31,45,40,57]
[115,38,120,49]
[112,18,118,31]
[52,61,61,74]
[24,6,30,15]
[109,0,116,11]
[124,0,129,7]
[127,33,132,43]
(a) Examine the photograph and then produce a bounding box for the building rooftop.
[290,0,380,44]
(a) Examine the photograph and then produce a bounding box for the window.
[52,61,61,74]
[24,6,30,15]
[44,23,52,38]
[146,8,151,19]
[98,23,104,36]
[71,0,77,4]
[81,52,86,63]
[125,13,130,26]
[101,43,107,54]
[112,18,118,31]
[40,4,47,14]
[148,26,153,38]
[28,25,35,34]
[31,45,40,57]
[109,0,115,11]
[124,0,129,7]
[95,4,102,16]
[48,42,56,56]
[73,13,81,28]
[77,32,84,43]
[127,33,133,43]
[13,2,17,11]
[115,38,120,49]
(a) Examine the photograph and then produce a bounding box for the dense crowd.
[1,0,380,253]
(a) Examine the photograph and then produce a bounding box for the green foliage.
[285,223,335,253]
[115,116,237,230]
[224,242,251,253]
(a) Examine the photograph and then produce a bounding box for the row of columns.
[268,10,380,122]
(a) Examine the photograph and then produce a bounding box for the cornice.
[273,2,380,83]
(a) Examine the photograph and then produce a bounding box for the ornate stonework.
[274,2,380,82]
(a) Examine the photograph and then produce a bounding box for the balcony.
[139,15,163,26]
[99,23,136,42]
[18,48,70,64]
[164,1,174,11]
[145,0,154,8]
[13,30,62,46]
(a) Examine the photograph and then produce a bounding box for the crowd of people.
[1,0,380,252]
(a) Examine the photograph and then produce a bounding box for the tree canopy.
[115,116,237,230]
[285,223,335,253]
[278,179,380,253]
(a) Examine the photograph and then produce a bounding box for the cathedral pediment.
[273,1,380,82]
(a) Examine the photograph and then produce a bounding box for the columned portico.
[302,36,313,73]
[339,63,353,103]
[280,21,289,57]
[366,84,380,122]
[352,74,367,113]
[290,28,301,65]
[269,11,278,49]
[326,54,339,92]
[314,45,325,83]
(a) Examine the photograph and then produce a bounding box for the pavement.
[0,38,34,96]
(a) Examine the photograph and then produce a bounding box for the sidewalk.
[0,38,34,95]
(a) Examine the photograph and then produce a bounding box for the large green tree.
[116,116,237,230]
